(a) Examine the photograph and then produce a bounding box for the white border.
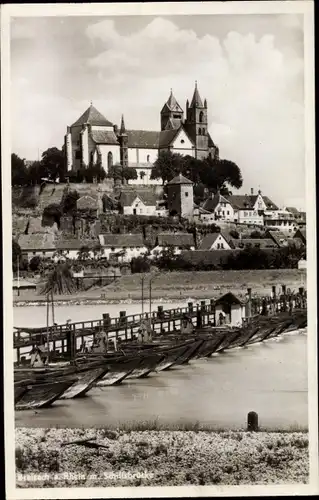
[2,1,318,498]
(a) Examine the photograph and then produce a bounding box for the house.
[201,193,235,222]
[17,233,56,261]
[265,230,304,249]
[118,190,159,216]
[263,209,298,234]
[294,228,306,245]
[228,238,277,250]
[285,207,307,227]
[54,239,98,260]
[150,232,195,258]
[76,195,102,216]
[199,232,232,250]
[195,206,216,225]
[214,292,247,327]
[98,233,147,262]
[225,189,278,225]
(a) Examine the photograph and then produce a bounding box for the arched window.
[107,151,113,170]
[198,128,202,135]
[90,152,94,164]
[147,155,150,162]
[202,128,205,135]
[199,111,204,123]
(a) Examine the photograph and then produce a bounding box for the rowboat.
[15,379,75,410]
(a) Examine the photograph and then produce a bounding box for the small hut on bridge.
[215,292,247,327]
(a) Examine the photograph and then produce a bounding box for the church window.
[107,151,113,170]
[199,111,204,123]
[147,155,150,162]
[90,152,94,164]
[202,128,205,135]
[198,128,202,135]
[75,151,81,159]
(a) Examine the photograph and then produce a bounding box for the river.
[14,301,308,430]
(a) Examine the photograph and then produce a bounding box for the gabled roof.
[119,190,158,207]
[215,291,246,306]
[265,230,289,247]
[159,128,182,147]
[126,130,160,149]
[224,194,278,211]
[56,239,97,250]
[201,193,231,213]
[294,228,306,242]
[230,238,277,249]
[164,118,182,130]
[71,104,113,127]
[199,232,229,250]
[90,130,119,145]
[99,233,145,247]
[156,232,194,247]
[190,82,204,108]
[77,195,98,210]
[18,233,56,251]
[167,173,193,185]
[285,206,299,215]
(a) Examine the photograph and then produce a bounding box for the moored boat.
[15,379,75,410]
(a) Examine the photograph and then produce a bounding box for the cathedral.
[65,83,218,185]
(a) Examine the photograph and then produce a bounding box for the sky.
[11,13,305,209]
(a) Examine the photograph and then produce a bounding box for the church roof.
[126,127,189,149]
[71,104,114,127]
[167,173,193,185]
[161,90,183,114]
[190,82,204,108]
[164,117,183,130]
[90,130,119,145]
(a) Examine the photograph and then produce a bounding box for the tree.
[41,262,76,295]
[202,157,243,192]
[84,162,106,183]
[131,255,151,274]
[151,151,185,184]
[27,161,42,185]
[77,245,91,262]
[108,164,137,183]
[12,240,22,272]
[29,255,41,272]
[61,189,79,214]
[11,154,28,186]
[250,230,263,239]
[41,147,65,182]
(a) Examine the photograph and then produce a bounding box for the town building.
[263,209,298,234]
[17,233,56,261]
[214,292,247,327]
[199,232,232,250]
[224,190,277,225]
[118,190,167,216]
[54,239,98,260]
[201,193,235,222]
[228,238,278,250]
[64,83,218,183]
[166,174,194,218]
[98,234,147,262]
[150,232,195,258]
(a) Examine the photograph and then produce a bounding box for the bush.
[61,189,79,214]
[229,230,240,239]
[131,256,151,273]
[250,230,263,239]
[29,255,41,272]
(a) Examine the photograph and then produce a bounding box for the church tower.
[160,89,184,131]
[119,115,128,168]
[185,82,208,159]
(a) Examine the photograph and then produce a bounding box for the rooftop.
[156,232,195,247]
[167,173,193,186]
[71,104,114,128]
[99,233,145,247]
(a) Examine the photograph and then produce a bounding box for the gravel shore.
[15,427,309,487]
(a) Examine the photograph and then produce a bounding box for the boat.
[14,385,30,404]
[59,365,110,399]
[96,355,142,386]
[126,352,165,379]
[15,379,75,410]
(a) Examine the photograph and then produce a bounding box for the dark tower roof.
[167,173,193,185]
[71,104,113,127]
[161,89,183,113]
[120,114,127,135]
[190,81,204,108]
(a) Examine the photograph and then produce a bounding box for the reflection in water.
[15,331,308,430]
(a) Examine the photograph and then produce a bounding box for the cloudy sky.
[11,13,305,209]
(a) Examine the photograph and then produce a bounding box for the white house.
[201,193,235,222]
[263,209,298,234]
[17,233,56,261]
[54,239,98,260]
[150,232,195,259]
[199,232,232,250]
[119,190,165,216]
[225,190,278,226]
[214,292,247,327]
[98,233,148,262]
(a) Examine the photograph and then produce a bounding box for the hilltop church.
[64,83,218,184]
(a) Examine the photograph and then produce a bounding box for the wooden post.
[246,288,252,319]
[247,411,259,431]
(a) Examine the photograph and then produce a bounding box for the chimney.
[251,188,254,195]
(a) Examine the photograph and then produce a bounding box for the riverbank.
[15,427,308,487]
[13,269,306,306]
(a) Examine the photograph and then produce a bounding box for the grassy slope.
[15,427,309,487]
[13,269,307,303]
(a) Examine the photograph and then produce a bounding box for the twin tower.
[160,82,211,160]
